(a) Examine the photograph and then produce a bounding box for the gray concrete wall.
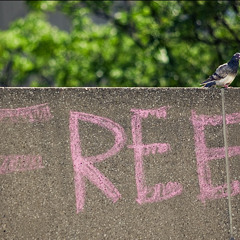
[0,88,239,240]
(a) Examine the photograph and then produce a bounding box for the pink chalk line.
[69,111,126,213]
[0,155,44,174]
[191,110,240,203]
[129,107,183,204]
[0,103,53,123]
[0,103,53,175]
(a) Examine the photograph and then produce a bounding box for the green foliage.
[0,1,240,87]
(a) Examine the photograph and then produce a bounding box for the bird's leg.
[224,83,232,88]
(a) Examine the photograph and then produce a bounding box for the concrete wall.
[0,88,239,240]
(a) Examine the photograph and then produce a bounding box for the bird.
[201,53,240,88]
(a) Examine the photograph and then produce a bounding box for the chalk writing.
[69,111,126,213]
[1,101,240,212]
[191,110,240,203]
[128,107,183,204]
[0,103,52,175]
[0,155,44,174]
[0,103,53,123]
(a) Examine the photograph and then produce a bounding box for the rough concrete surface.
[0,88,239,240]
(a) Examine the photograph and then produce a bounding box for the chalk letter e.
[69,111,126,213]
[129,107,183,204]
[191,111,240,203]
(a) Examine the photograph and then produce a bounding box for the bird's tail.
[201,81,216,88]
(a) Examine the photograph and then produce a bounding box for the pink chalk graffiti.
[128,107,183,204]
[0,155,44,174]
[0,103,53,123]
[2,102,239,211]
[191,111,240,203]
[69,111,127,213]
[0,103,52,174]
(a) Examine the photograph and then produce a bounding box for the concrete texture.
[0,88,239,240]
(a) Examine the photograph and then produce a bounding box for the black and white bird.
[201,53,240,88]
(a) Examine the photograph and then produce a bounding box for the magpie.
[201,53,240,88]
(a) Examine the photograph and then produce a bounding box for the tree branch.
[220,17,240,43]
[0,59,13,87]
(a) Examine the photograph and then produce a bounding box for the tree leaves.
[0,1,240,87]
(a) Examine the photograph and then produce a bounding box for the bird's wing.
[201,63,230,84]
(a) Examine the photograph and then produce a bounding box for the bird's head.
[233,52,240,60]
